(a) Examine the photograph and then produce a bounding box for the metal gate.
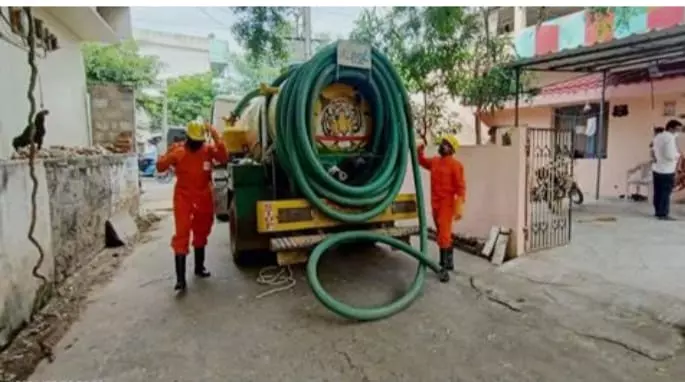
[525,127,574,252]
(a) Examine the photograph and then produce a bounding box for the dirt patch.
[135,210,162,233]
[0,213,162,381]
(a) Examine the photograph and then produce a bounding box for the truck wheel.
[216,213,230,222]
[232,249,250,267]
[228,206,244,266]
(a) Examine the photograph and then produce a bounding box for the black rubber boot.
[194,247,211,278]
[439,249,447,269]
[444,248,454,271]
[174,255,187,291]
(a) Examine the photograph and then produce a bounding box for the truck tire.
[232,249,249,267]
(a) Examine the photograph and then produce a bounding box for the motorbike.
[138,155,157,177]
[530,159,584,212]
[138,153,174,184]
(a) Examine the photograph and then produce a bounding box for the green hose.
[268,42,447,321]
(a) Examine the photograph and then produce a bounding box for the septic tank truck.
[213,41,448,321]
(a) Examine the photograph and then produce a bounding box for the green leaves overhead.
[82,40,160,90]
[231,7,296,65]
[138,73,218,129]
[349,7,526,143]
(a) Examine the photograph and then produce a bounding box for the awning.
[506,24,685,73]
[43,7,119,43]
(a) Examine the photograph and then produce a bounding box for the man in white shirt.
[652,119,682,220]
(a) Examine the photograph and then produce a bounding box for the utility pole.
[161,78,168,152]
[284,8,322,62]
[302,7,312,59]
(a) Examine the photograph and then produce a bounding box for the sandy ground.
[25,180,685,381]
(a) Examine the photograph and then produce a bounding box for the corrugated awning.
[539,74,603,95]
[507,24,685,73]
[538,61,685,96]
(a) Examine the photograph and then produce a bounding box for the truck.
[210,73,419,267]
[208,41,446,321]
[211,94,241,222]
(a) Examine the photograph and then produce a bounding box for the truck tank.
[217,41,448,322]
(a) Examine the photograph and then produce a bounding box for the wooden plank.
[270,225,420,252]
[491,228,511,266]
[481,226,500,258]
[277,251,309,266]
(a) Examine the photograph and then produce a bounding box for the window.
[554,103,609,159]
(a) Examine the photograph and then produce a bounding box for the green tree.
[350,7,470,143]
[82,40,163,130]
[81,40,160,89]
[350,7,532,144]
[138,73,217,130]
[230,8,333,63]
[455,7,528,144]
[231,7,297,64]
[166,73,217,126]
[222,52,285,95]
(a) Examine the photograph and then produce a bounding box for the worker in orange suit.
[417,135,466,271]
[157,121,228,292]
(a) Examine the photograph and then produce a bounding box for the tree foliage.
[230,8,335,63]
[138,73,217,130]
[220,52,286,95]
[231,7,296,64]
[165,73,217,126]
[81,40,160,89]
[350,7,531,144]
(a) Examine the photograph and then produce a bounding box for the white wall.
[0,8,90,159]
[134,29,211,79]
[97,7,133,40]
[0,160,52,347]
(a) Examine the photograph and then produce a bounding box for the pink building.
[411,8,685,258]
[481,7,685,200]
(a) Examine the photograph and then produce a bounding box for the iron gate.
[525,127,574,252]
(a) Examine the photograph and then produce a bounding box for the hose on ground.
[269,42,446,321]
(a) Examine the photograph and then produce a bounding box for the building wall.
[0,160,52,347]
[45,155,139,284]
[89,84,136,149]
[401,129,527,257]
[0,8,91,159]
[513,7,685,59]
[97,7,133,40]
[484,90,685,198]
[0,155,139,347]
[134,28,211,79]
[481,106,553,130]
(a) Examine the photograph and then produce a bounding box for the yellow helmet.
[441,135,460,151]
[186,121,206,141]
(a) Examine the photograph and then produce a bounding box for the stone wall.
[0,154,138,347]
[44,155,139,283]
[0,161,53,348]
[89,84,136,151]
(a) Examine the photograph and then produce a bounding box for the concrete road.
[30,183,684,381]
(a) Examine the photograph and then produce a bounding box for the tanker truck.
[210,94,241,222]
[214,41,448,321]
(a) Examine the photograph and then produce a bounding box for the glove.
[207,124,221,142]
[453,197,464,221]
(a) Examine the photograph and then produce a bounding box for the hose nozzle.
[327,165,349,182]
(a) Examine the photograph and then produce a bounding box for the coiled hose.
[266,42,447,321]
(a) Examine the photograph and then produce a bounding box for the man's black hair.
[665,119,682,131]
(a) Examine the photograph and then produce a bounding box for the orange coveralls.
[418,145,467,249]
[157,137,228,255]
